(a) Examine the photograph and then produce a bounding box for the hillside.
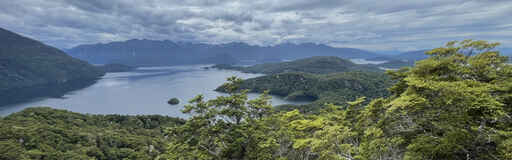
[0,107,184,160]
[213,56,382,74]
[0,28,104,106]
[217,71,392,112]
[66,40,379,66]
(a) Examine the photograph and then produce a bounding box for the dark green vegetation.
[67,40,379,66]
[0,107,184,160]
[164,40,512,159]
[167,98,180,105]
[213,56,381,74]
[0,28,104,106]
[215,56,390,112]
[217,71,392,112]
[97,64,135,73]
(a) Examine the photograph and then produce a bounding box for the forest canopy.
[164,40,512,159]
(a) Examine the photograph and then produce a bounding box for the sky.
[0,0,511,52]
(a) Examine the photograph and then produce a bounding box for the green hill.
[217,71,392,112]
[0,28,104,106]
[213,56,381,74]
[0,107,184,159]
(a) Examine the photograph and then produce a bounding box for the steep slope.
[213,56,382,74]
[66,39,379,66]
[0,28,104,106]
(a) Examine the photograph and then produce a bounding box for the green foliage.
[167,40,512,159]
[4,39,511,159]
[213,56,381,74]
[163,76,278,159]
[0,107,184,160]
[218,71,392,112]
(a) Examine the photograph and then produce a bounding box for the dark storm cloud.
[0,0,510,51]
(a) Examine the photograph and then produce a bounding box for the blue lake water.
[0,65,310,117]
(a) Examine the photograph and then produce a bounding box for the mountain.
[213,56,382,74]
[66,39,379,66]
[0,28,104,106]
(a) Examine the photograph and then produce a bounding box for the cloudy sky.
[1,0,511,52]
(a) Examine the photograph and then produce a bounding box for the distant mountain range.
[66,39,380,66]
[0,27,104,106]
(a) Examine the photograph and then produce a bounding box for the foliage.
[0,107,184,160]
[3,39,511,159]
[163,77,277,159]
[218,71,392,112]
[166,40,512,159]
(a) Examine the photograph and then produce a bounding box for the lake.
[0,65,310,117]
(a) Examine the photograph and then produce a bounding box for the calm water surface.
[0,65,310,117]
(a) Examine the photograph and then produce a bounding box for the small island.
[167,98,180,105]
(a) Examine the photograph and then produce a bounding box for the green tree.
[359,40,512,159]
[163,77,277,159]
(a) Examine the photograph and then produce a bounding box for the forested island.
[214,56,392,112]
[2,40,512,159]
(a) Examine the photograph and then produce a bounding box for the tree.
[362,40,512,159]
[163,77,277,159]
[163,40,512,159]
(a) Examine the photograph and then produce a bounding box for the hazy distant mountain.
[66,39,379,66]
[0,28,104,106]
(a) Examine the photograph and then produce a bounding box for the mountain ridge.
[66,39,380,66]
[0,27,105,106]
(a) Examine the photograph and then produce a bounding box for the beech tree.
[164,40,512,160]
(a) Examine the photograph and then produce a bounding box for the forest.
[1,40,511,159]
[163,40,512,159]
[216,71,392,113]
